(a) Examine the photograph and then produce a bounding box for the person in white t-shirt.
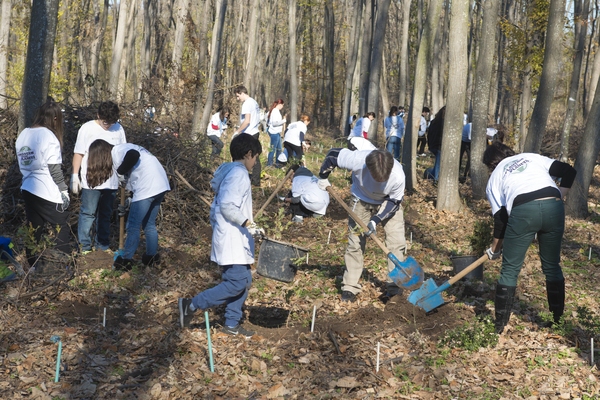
[282,165,330,223]
[234,85,262,186]
[283,115,311,163]
[71,101,126,254]
[384,106,405,161]
[16,101,72,268]
[350,112,375,139]
[85,140,171,271]
[266,99,286,166]
[417,107,430,156]
[483,142,577,334]
[206,106,230,157]
[318,149,409,302]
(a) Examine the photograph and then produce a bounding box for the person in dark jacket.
[425,106,445,181]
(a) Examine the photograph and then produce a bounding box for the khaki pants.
[343,198,406,295]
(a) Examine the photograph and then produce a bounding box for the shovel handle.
[254,168,294,220]
[119,187,126,250]
[326,186,391,254]
[447,254,488,286]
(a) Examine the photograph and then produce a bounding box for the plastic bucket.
[451,255,484,281]
[256,238,308,283]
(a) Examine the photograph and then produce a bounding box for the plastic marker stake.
[205,311,214,373]
[50,336,62,382]
[591,338,594,366]
[311,305,316,332]
[376,342,380,372]
[589,247,592,260]
[327,230,331,244]
[306,253,309,264]
[103,308,106,327]
[410,232,412,243]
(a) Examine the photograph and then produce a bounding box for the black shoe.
[546,279,565,325]
[114,256,135,271]
[222,324,255,338]
[178,298,195,328]
[142,253,160,266]
[341,291,357,303]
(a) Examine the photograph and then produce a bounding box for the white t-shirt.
[337,149,405,204]
[284,121,307,146]
[111,144,170,202]
[16,127,63,204]
[209,161,255,265]
[74,120,127,190]
[348,136,376,151]
[419,116,429,137]
[207,112,227,138]
[384,115,405,139]
[267,108,286,134]
[240,97,261,135]
[291,174,330,215]
[486,153,559,216]
[351,117,371,138]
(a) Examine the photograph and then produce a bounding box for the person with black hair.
[233,85,262,186]
[282,165,330,223]
[206,106,230,157]
[425,106,445,181]
[417,107,430,156]
[71,101,126,254]
[384,106,405,161]
[483,142,577,334]
[350,112,375,139]
[178,134,263,338]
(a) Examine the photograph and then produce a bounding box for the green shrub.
[438,315,498,351]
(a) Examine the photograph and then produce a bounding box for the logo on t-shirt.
[17,146,36,166]
[503,158,530,175]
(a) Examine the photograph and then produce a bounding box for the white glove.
[60,191,70,210]
[486,247,502,260]
[117,173,128,187]
[247,222,265,238]
[366,220,377,236]
[317,178,331,191]
[70,174,81,194]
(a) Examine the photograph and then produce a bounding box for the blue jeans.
[386,136,402,161]
[78,188,117,251]
[191,264,252,327]
[267,133,282,166]
[123,192,166,259]
[431,149,441,181]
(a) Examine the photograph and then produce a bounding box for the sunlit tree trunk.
[358,0,373,115]
[398,0,411,107]
[323,0,335,127]
[0,0,11,109]
[289,0,298,121]
[18,0,60,131]
[340,0,361,136]
[90,0,108,102]
[108,0,128,99]
[244,0,260,94]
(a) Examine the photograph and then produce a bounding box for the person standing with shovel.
[317,149,407,302]
[483,142,576,334]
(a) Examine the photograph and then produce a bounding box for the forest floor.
[0,106,600,399]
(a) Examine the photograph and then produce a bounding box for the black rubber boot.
[495,284,517,334]
[546,279,565,325]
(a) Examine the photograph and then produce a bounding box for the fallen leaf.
[336,376,357,388]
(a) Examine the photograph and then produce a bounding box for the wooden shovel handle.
[447,254,488,286]
[119,187,126,250]
[326,186,391,254]
[254,168,294,220]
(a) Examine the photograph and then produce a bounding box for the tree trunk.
[172,0,189,70]
[90,0,109,102]
[366,0,391,143]
[398,0,411,108]
[289,0,298,121]
[244,0,260,94]
[561,0,590,161]
[340,0,362,136]
[0,0,11,109]
[323,0,335,127]
[403,0,444,190]
[358,0,374,115]
[523,0,567,153]
[471,0,501,200]
[18,0,60,131]
[565,74,600,218]
[108,0,129,99]
[437,0,469,212]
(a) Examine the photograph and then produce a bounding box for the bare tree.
[358,0,374,115]
[323,0,335,127]
[18,0,60,131]
[340,0,362,136]
[398,0,411,107]
[244,0,260,94]
[523,0,567,153]
[108,0,129,99]
[0,0,11,109]
[289,0,298,121]
[437,0,469,212]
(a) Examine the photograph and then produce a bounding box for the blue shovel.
[408,254,487,312]
[326,186,423,290]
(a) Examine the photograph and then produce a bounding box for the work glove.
[317,178,331,191]
[246,222,265,238]
[117,198,131,217]
[70,174,81,195]
[365,220,377,236]
[486,247,502,260]
[117,173,128,187]
[60,191,70,210]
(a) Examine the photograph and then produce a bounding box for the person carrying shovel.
[317,149,406,302]
[483,142,576,334]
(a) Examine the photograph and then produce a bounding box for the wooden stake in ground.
[254,168,294,220]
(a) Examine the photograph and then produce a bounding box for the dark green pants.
[499,198,565,287]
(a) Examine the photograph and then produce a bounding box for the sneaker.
[341,290,357,303]
[292,215,304,224]
[222,324,255,338]
[178,298,195,328]
[142,253,160,266]
[113,256,135,271]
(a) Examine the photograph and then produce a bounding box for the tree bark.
[323,0,335,127]
[437,0,469,212]
[471,0,501,200]
[523,0,567,153]
[18,0,60,131]
[0,0,11,109]
[398,0,411,108]
[403,0,444,190]
[358,0,374,115]
[289,0,298,121]
[244,0,260,94]
[90,0,109,102]
[340,0,362,136]
[108,0,129,99]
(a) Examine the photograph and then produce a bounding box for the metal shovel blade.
[387,255,424,291]
[407,278,449,312]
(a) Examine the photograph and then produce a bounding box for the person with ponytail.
[266,99,286,166]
